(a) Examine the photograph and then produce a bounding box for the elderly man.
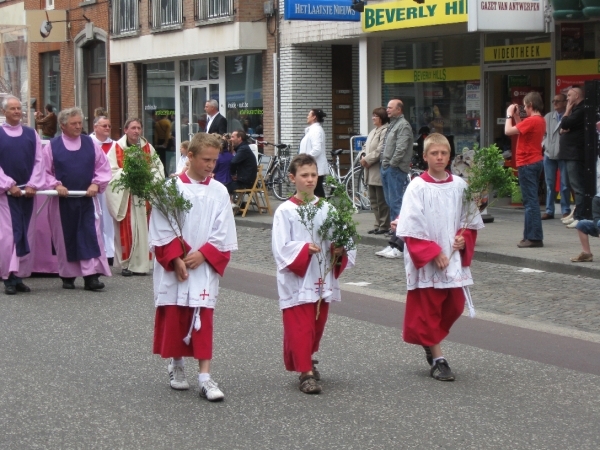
[205,100,227,135]
[542,94,571,221]
[105,118,164,276]
[90,115,116,265]
[0,96,45,295]
[376,98,414,259]
[559,86,587,228]
[44,107,112,291]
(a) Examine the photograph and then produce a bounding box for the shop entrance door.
[179,83,220,142]
[484,68,551,168]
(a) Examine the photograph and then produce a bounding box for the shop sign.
[466,82,480,110]
[467,0,545,32]
[284,0,360,21]
[483,42,551,62]
[384,66,480,84]
[362,0,467,32]
[555,58,600,95]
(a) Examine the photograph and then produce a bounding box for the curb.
[235,217,600,280]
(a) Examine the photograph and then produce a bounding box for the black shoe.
[84,275,105,291]
[374,229,389,235]
[61,277,76,290]
[430,358,455,381]
[423,346,433,366]
[121,269,133,277]
[4,285,16,295]
[15,282,31,293]
[367,228,378,234]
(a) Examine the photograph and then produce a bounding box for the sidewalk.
[235,197,600,279]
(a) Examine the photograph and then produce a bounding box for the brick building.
[109,0,275,173]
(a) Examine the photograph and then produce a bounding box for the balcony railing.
[112,0,139,36]
[151,0,183,30]
[195,0,234,21]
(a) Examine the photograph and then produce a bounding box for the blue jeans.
[518,160,544,241]
[543,155,571,216]
[381,166,409,221]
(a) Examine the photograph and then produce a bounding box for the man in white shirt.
[205,100,227,135]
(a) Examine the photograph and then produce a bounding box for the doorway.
[179,82,219,141]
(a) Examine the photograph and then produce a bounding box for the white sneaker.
[566,220,579,229]
[376,246,393,257]
[383,248,403,259]
[167,360,190,390]
[563,217,575,225]
[199,378,225,402]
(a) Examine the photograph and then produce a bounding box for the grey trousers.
[368,184,390,231]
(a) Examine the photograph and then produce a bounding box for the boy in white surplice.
[272,154,356,394]
[149,133,237,402]
[396,133,483,382]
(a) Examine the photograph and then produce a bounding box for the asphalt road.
[1,227,599,449]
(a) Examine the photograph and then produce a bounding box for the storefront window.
[42,51,60,114]
[225,54,263,136]
[142,61,175,173]
[382,36,481,153]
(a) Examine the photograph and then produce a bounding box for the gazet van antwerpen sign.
[362,0,467,32]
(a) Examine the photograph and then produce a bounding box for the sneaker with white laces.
[375,245,393,257]
[383,248,403,259]
[566,220,579,229]
[430,358,455,381]
[167,360,190,390]
[199,378,225,402]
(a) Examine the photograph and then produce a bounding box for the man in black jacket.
[559,86,587,225]
[226,130,258,209]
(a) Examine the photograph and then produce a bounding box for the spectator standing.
[298,108,328,198]
[570,156,600,262]
[34,104,57,139]
[559,86,587,228]
[505,92,546,248]
[205,100,227,135]
[360,107,390,235]
[542,94,571,220]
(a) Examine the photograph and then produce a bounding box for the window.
[46,0,54,10]
[86,41,106,77]
[195,0,233,22]
[42,51,60,113]
[112,0,139,36]
[151,0,183,30]
[225,54,263,135]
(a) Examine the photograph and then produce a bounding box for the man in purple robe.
[43,107,112,291]
[0,95,45,295]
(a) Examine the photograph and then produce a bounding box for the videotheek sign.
[284,0,361,21]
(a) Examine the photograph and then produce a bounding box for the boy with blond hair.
[149,132,237,401]
[396,133,484,381]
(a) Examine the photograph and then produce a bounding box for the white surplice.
[149,177,237,308]
[396,176,484,290]
[272,197,356,310]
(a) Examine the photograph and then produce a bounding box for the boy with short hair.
[396,133,484,381]
[149,132,237,401]
[272,154,356,394]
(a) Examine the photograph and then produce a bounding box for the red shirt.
[515,115,545,167]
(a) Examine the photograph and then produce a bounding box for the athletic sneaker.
[199,378,225,402]
[566,220,579,229]
[430,358,455,381]
[375,246,393,257]
[167,360,190,390]
[383,248,402,259]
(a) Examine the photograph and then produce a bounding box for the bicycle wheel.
[345,167,370,210]
[271,165,296,201]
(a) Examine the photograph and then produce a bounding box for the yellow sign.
[362,0,467,32]
[484,43,551,62]
[556,59,600,76]
[384,66,480,83]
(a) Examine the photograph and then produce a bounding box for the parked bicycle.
[252,139,296,201]
[327,149,370,210]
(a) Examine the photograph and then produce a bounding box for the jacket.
[230,142,257,185]
[363,124,388,186]
[299,123,328,176]
[381,114,413,173]
[207,113,228,135]
[558,102,585,160]
[35,112,57,138]
[543,111,562,160]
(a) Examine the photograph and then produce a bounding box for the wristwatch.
[506,115,513,118]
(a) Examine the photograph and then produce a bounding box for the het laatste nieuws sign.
[285,0,361,21]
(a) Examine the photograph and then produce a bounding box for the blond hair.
[188,133,221,156]
[423,133,450,155]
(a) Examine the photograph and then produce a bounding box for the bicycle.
[327,149,370,210]
[251,139,296,201]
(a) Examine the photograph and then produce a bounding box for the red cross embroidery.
[200,289,210,300]
[314,278,326,294]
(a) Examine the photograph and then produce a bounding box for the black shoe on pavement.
[15,282,31,293]
[84,275,105,291]
[4,285,16,295]
[423,346,433,366]
[61,278,76,290]
[374,229,389,235]
[430,358,455,381]
[121,269,133,277]
[367,228,378,234]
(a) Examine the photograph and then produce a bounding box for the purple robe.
[0,123,45,280]
[44,134,112,278]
